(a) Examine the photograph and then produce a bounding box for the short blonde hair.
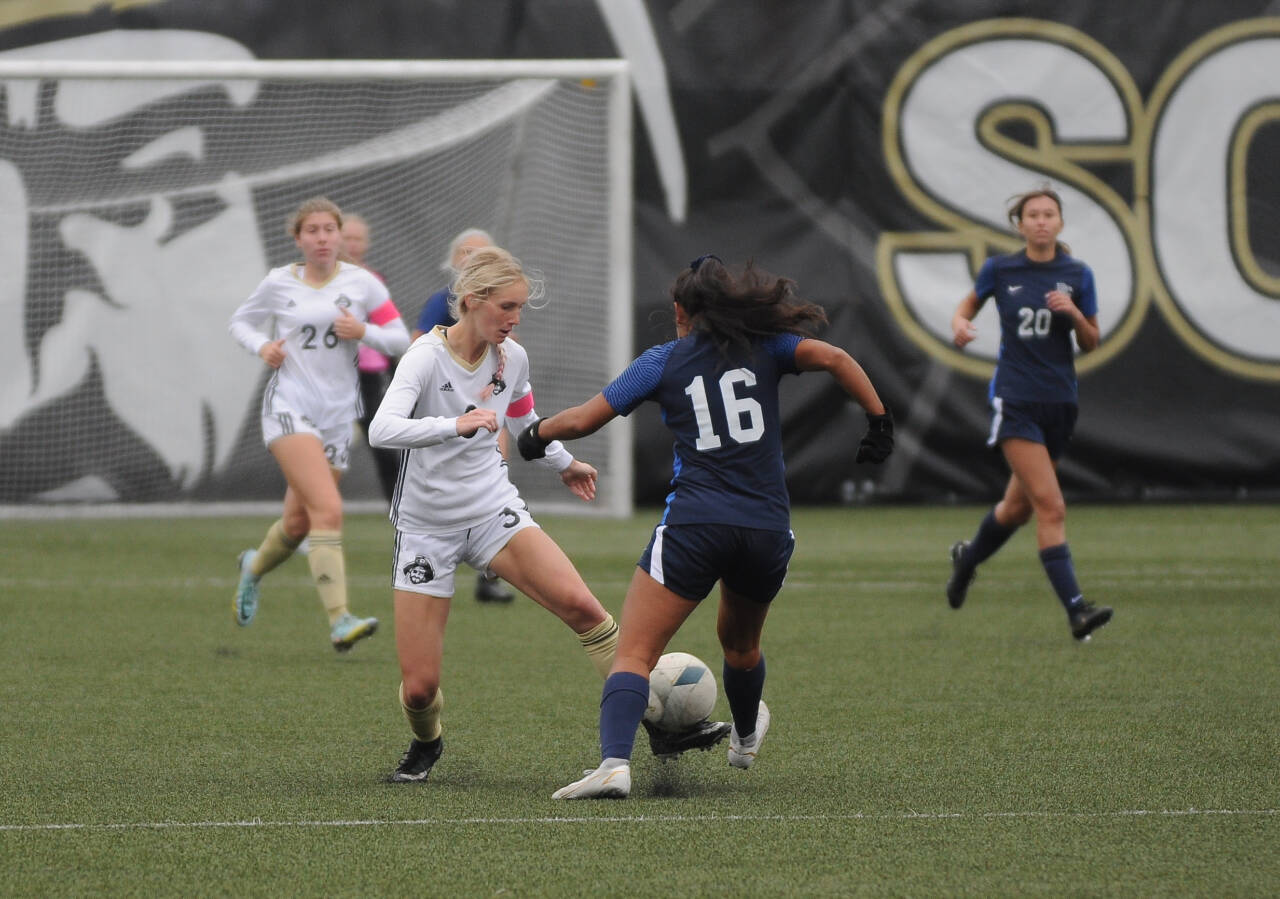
[287,196,342,237]
[449,246,544,319]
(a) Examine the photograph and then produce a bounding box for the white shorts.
[392,504,539,596]
[261,410,353,471]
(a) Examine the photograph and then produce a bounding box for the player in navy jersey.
[518,254,894,799]
[946,187,1112,641]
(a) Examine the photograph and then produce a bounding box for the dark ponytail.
[671,256,828,359]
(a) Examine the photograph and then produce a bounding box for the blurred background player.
[228,196,409,651]
[341,213,402,505]
[412,227,516,604]
[946,187,1112,641]
[369,245,618,783]
[520,254,894,799]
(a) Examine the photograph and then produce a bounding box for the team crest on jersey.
[402,554,435,585]
[335,294,352,309]
[1055,282,1073,297]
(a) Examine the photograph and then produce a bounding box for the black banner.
[1,1,1277,506]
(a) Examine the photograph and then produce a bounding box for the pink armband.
[368,299,401,326]
[506,392,535,418]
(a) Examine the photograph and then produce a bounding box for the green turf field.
[2,505,1276,896]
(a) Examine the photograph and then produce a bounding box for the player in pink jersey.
[341,213,403,504]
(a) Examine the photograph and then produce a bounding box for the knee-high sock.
[577,613,619,679]
[399,682,443,743]
[723,655,767,739]
[599,671,649,762]
[963,508,1017,569]
[250,518,302,578]
[1039,543,1084,611]
[306,529,348,625]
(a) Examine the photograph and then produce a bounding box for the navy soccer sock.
[722,655,766,739]
[599,671,650,761]
[963,508,1017,569]
[1039,543,1084,611]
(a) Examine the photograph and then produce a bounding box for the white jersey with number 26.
[229,261,407,430]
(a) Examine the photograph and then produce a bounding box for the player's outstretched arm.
[517,393,617,461]
[794,339,884,416]
[793,338,893,464]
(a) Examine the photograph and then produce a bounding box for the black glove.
[517,418,550,460]
[855,409,894,464]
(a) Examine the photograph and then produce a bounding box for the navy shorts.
[637,522,795,603]
[987,398,1078,460]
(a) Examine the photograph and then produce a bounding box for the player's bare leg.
[487,527,617,676]
[1003,438,1111,639]
[389,589,451,782]
[272,434,377,649]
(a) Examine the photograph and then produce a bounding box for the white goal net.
[0,59,632,518]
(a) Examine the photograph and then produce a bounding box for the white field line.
[2,808,1275,833]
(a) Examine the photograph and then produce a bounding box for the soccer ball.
[645,651,717,733]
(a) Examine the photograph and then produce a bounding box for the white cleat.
[552,759,631,800]
[728,701,771,769]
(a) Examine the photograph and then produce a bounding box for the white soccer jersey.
[229,262,409,429]
[369,326,572,533]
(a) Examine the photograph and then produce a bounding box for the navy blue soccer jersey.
[602,332,804,530]
[974,250,1098,403]
[415,286,452,333]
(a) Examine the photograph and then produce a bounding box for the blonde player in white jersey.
[228,197,410,651]
[368,246,619,783]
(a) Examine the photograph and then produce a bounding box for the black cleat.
[475,571,515,604]
[642,718,732,760]
[387,737,443,783]
[1069,602,1113,641]
[946,540,976,609]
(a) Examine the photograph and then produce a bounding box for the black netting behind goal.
[0,61,632,517]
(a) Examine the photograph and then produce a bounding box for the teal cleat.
[233,549,260,627]
[331,612,379,652]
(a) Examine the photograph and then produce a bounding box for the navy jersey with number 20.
[602,332,803,531]
[975,250,1098,404]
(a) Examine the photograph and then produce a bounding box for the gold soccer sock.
[250,518,303,578]
[577,613,619,679]
[400,682,443,743]
[306,530,348,625]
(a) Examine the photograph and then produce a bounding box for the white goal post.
[0,59,633,519]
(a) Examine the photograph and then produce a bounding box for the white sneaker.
[728,701,771,769]
[552,759,631,799]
